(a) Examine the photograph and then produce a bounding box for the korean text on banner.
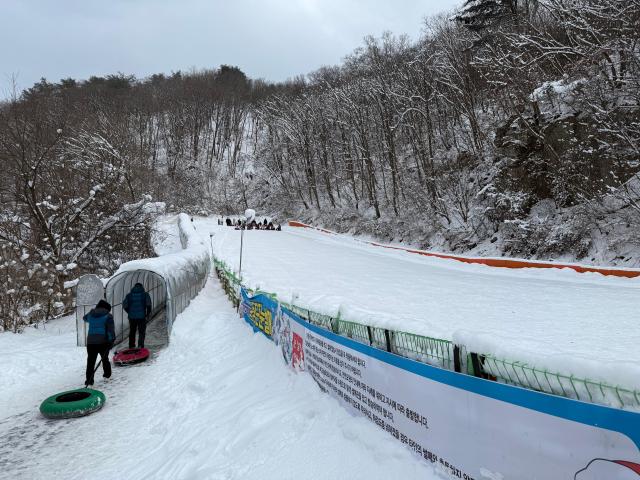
[274,305,640,480]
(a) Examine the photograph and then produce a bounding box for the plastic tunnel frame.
[75,213,211,347]
[76,269,167,347]
[105,269,167,346]
[76,263,209,347]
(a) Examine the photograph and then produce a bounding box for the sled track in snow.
[288,221,640,278]
[0,363,159,476]
[209,220,640,411]
[0,314,167,477]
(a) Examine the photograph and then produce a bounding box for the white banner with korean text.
[273,305,640,480]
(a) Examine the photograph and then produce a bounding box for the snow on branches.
[0,105,157,331]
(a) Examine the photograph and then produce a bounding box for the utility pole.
[238,227,244,281]
[237,226,245,313]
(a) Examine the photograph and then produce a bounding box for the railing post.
[384,329,392,353]
[367,325,374,346]
[453,345,461,373]
[470,352,486,379]
[330,316,339,334]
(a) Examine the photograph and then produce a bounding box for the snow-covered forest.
[1,0,639,330]
[255,0,640,263]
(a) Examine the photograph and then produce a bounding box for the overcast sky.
[1,0,461,94]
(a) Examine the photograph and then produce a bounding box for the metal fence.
[479,354,640,408]
[214,257,640,411]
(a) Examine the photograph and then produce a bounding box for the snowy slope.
[204,218,640,393]
[0,316,85,419]
[0,281,440,480]
[0,218,442,480]
[152,214,183,256]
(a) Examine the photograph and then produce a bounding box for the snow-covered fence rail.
[212,257,640,411]
[477,354,640,410]
[76,214,209,346]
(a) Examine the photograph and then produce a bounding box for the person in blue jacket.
[83,299,115,386]
[123,283,152,349]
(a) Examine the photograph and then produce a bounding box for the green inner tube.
[40,388,106,419]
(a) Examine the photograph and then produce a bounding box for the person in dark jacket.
[123,282,152,348]
[83,299,115,386]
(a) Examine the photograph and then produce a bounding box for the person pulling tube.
[84,299,115,386]
[123,283,152,349]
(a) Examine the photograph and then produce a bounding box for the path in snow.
[142,309,169,352]
[0,315,86,420]
[202,219,640,391]
[0,279,440,480]
[152,215,183,256]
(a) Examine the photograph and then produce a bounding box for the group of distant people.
[219,217,282,231]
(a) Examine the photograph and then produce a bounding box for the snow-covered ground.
[0,316,86,420]
[152,214,183,256]
[0,281,439,480]
[2,213,638,479]
[203,218,640,393]
[0,217,441,480]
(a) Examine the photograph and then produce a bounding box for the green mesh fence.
[480,354,640,409]
[212,257,640,411]
[214,260,241,306]
[393,331,454,371]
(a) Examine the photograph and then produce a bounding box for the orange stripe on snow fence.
[287,221,640,279]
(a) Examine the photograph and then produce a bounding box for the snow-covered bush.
[501,211,592,260]
[0,98,157,331]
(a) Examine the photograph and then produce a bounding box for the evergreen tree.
[454,0,515,31]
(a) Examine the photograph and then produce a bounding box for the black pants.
[86,344,111,384]
[129,318,147,348]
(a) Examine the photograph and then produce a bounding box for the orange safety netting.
[288,221,640,279]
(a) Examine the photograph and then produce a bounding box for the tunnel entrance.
[76,270,169,350]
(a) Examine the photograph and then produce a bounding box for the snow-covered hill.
[205,218,640,396]
[0,218,441,480]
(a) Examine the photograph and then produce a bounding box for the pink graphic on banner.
[292,332,305,370]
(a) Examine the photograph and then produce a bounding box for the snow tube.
[113,347,150,366]
[40,388,106,419]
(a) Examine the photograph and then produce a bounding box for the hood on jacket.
[132,283,145,293]
[90,306,111,317]
[96,299,111,312]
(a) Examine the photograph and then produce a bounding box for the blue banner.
[240,288,279,340]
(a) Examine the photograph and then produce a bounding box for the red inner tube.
[114,347,150,365]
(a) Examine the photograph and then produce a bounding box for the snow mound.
[115,213,208,283]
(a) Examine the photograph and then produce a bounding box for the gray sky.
[1,0,461,93]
